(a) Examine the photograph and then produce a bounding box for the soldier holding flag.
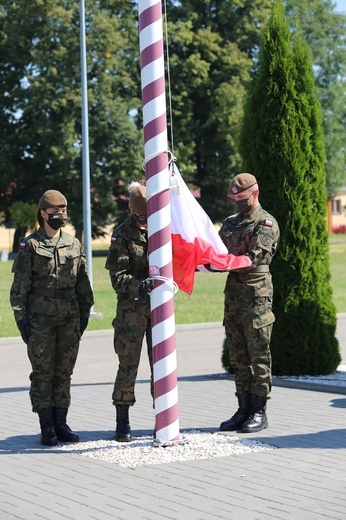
[105,182,153,442]
[219,173,280,433]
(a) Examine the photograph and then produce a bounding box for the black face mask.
[46,213,67,230]
[235,198,253,214]
[133,213,147,227]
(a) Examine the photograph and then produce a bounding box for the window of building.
[332,198,342,214]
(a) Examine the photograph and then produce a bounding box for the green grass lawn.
[1,242,345,338]
[329,241,346,312]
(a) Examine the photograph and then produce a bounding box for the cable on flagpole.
[163,0,175,159]
[139,0,177,176]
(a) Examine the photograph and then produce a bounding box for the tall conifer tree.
[238,0,340,375]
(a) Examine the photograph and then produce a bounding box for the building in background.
[331,186,346,234]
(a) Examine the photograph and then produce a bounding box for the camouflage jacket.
[10,227,94,321]
[105,215,149,300]
[219,205,280,292]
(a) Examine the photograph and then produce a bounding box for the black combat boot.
[241,395,268,433]
[219,393,252,431]
[53,407,80,443]
[38,408,58,446]
[115,405,132,442]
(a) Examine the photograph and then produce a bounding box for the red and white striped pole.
[138,0,180,442]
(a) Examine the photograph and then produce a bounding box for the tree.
[284,0,346,195]
[0,0,143,248]
[165,0,273,221]
[1,0,345,240]
[117,0,346,215]
[165,0,346,220]
[238,0,340,375]
[8,201,37,252]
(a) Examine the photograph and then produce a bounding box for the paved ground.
[1,315,346,520]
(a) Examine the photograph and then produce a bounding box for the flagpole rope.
[142,150,176,170]
[163,0,175,159]
[146,183,179,201]
[148,276,179,295]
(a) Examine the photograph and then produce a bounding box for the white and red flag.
[169,166,252,294]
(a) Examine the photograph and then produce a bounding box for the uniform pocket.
[253,284,273,317]
[128,242,145,258]
[33,247,54,276]
[56,244,79,281]
[65,251,80,278]
[253,311,275,329]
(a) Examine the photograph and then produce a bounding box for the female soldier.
[10,190,94,446]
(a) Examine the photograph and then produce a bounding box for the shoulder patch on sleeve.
[111,236,117,244]
[261,219,273,227]
[19,241,26,249]
[260,234,271,246]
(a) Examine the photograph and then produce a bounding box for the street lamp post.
[79,0,94,309]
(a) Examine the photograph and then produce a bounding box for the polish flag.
[169,166,252,294]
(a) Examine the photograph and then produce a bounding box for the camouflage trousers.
[27,311,80,412]
[224,292,274,398]
[112,299,153,406]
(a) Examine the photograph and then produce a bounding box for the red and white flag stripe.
[169,166,252,294]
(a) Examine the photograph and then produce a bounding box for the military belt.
[31,287,76,298]
[247,265,269,273]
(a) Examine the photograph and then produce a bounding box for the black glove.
[138,279,152,301]
[80,316,89,336]
[17,319,31,345]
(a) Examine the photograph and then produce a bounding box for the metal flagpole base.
[153,435,189,447]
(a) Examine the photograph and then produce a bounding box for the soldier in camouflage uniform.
[10,190,94,446]
[105,182,153,442]
[219,173,280,433]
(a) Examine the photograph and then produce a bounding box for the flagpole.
[138,0,180,443]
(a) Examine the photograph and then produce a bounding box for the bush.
[332,225,346,234]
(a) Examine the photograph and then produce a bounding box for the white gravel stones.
[59,430,275,468]
[276,368,346,386]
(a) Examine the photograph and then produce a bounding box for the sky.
[335,0,346,12]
